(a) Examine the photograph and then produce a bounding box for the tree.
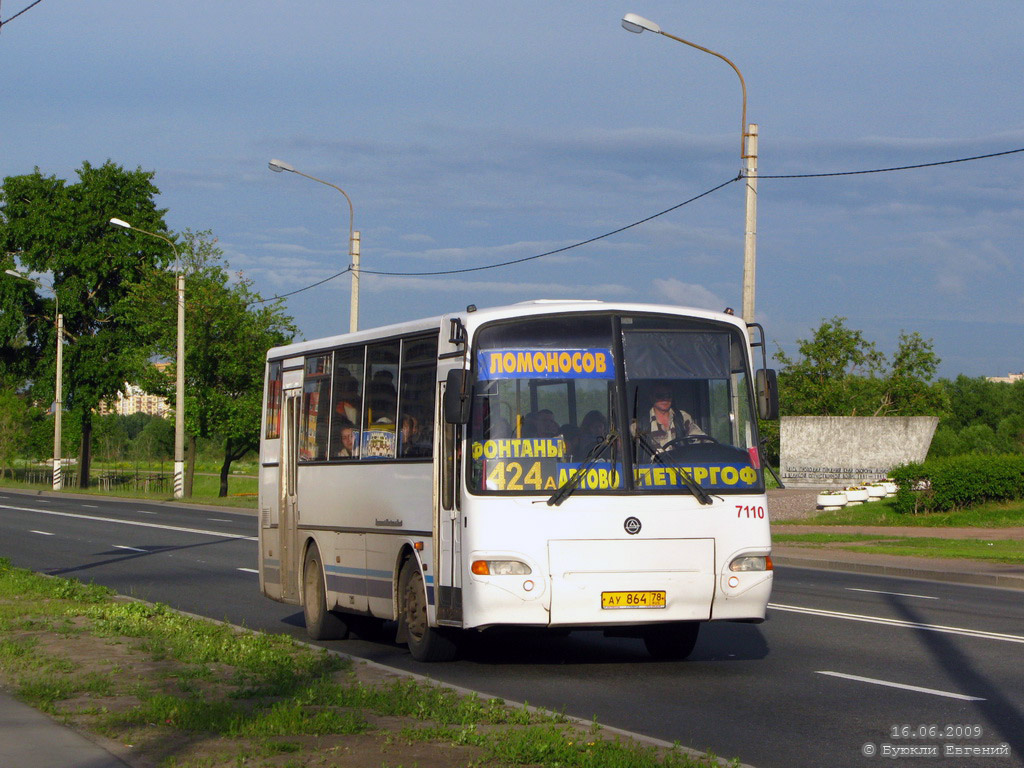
[775,317,949,417]
[0,384,31,478]
[0,161,170,488]
[775,316,885,415]
[875,331,948,416]
[0,251,47,386]
[127,231,296,496]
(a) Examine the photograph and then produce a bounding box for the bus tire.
[642,621,700,660]
[401,563,458,662]
[302,545,349,641]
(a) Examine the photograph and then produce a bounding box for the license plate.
[601,590,666,609]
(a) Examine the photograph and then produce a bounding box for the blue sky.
[2,1,1023,378]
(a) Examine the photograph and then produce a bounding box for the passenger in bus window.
[523,409,561,438]
[580,410,608,447]
[333,368,360,424]
[334,421,358,459]
[638,386,704,450]
[399,413,430,458]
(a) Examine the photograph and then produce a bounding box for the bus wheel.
[401,564,458,662]
[302,545,349,641]
[643,622,700,660]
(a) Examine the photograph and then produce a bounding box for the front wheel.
[302,545,349,641]
[643,621,700,660]
[401,563,458,662]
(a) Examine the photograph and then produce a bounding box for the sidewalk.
[0,690,131,768]
[767,488,1024,591]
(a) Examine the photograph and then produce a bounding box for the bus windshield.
[467,312,763,496]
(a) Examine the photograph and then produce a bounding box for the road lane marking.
[846,587,938,600]
[816,671,985,701]
[29,530,54,536]
[113,545,149,553]
[237,568,259,574]
[0,504,257,542]
[136,510,157,515]
[770,602,1024,644]
[82,504,99,508]
[208,518,231,522]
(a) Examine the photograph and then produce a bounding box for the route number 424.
[735,505,765,519]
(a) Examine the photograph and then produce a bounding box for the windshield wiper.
[634,431,714,506]
[547,430,618,507]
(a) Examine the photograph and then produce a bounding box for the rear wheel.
[302,545,349,641]
[401,563,458,662]
[643,621,700,660]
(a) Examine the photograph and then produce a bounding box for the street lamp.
[108,218,186,499]
[5,269,64,490]
[268,159,361,332]
[622,13,759,321]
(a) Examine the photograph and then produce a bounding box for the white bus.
[258,300,778,661]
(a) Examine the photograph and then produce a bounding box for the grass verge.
[773,533,1024,564]
[775,498,1024,528]
[0,476,258,509]
[0,558,733,768]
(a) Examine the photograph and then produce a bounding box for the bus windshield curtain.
[621,331,730,379]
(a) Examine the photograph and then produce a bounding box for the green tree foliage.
[0,253,47,384]
[927,376,1024,457]
[775,317,948,417]
[0,161,170,487]
[0,385,31,478]
[127,231,296,496]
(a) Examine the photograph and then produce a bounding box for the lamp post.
[622,13,759,321]
[108,218,186,499]
[5,269,63,490]
[268,159,361,332]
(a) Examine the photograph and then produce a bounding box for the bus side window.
[398,334,438,459]
[265,361,283,440]
[331,346,364,460]
[300,353,332,462]
[363,341,400,458]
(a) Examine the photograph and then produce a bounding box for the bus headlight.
[471,560,532,576]
[729,555,772,572]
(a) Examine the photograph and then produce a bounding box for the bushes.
[892,455,1024,514]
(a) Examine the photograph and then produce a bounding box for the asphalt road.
[1,490,1021,768]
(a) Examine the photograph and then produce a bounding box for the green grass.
[776,497,1024,528]
[0,557,725,768]
[0,473,257,509]
[773,533,1024,564]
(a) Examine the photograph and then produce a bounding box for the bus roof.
[265,300,748,361]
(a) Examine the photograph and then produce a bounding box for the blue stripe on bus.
[323,565,434,604]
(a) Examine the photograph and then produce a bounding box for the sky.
[2,1,1023,379]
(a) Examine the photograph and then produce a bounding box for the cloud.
[649,279,725,311]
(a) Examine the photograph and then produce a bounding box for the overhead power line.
[0,0,45,31]
[360,175,741,278]
[254,144,1024,304]
[759,146,1024,179]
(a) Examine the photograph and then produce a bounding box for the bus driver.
[641,385,704,451]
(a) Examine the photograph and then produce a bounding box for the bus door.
[434,378,463,625]
[279,387,302,603]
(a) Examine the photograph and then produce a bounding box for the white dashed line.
[816,671,984,701]
[846,587,938,600]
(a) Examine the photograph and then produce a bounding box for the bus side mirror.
[443,369,471,425]
[756,369,779,421]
